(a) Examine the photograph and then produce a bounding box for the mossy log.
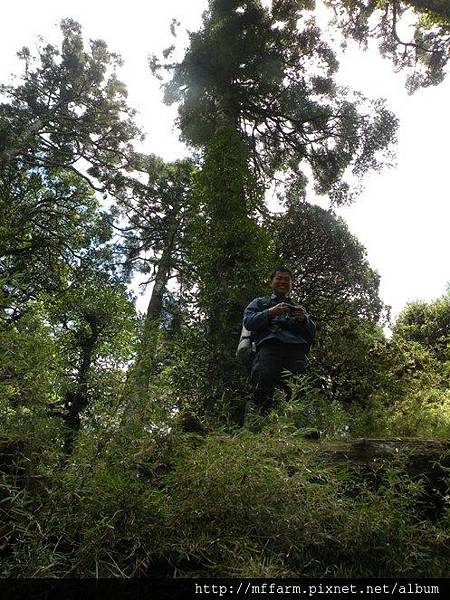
[321,437,449,473]
[320,438,449,519]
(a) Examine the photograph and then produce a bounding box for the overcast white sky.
[1,1,449,322]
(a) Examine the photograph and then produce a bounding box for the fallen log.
[319,437,449,520]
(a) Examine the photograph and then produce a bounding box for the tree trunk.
[122,219,179,419]
[63,317,100,454]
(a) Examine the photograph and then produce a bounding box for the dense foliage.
[153,0,398,201]
[324,0,450,92]
[0,2,448,579]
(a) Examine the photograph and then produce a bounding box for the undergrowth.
[1,423,448,578]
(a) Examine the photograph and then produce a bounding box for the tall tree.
[150,0,397,411]
[114,155,197,398]
[0,19,143,322]
[187,128,270,417]
[0,18,140,191]
[0,166,137,452]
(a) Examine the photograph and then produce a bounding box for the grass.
[1,422,448,578]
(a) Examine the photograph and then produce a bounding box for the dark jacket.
[243,294,316,350]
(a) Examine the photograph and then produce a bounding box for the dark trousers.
[251,340,307,416]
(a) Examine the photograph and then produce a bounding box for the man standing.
[243,267,316,418]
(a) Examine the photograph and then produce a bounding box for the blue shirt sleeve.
[243,298,271,332]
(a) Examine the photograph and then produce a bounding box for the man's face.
[270,271,292,297]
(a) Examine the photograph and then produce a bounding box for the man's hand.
[268,302,291,317]
[268,303,307,320]
[292,306,306,321]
